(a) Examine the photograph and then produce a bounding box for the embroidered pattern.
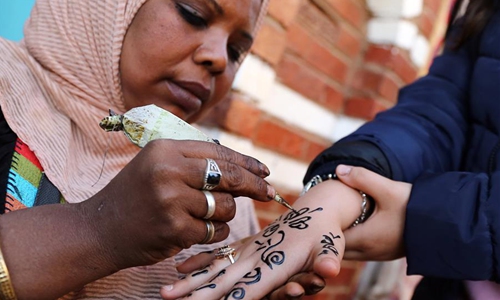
[5,139,63,213]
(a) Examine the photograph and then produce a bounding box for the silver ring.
[215,245,236,264]
[200,220,215,244]
[203,158,222,190]
[202,191,216,219]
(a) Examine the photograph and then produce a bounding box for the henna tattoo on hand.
[211,269,226,282]
[189,269,226,297]
[225,268,262,300]
[281,207,323,230]
[191,269,209,277]
[256,230,285,269]
[319,232,341,256]
[254,207,324,269]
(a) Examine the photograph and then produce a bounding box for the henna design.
[319,232,341,256]
[191,269,209,277]
[237,267,262,285]
[255,230,285,269]
[254,207,323,269]
[224,288,245,300]
[210,269,226,282]
[187,270,225,298]
[224,268,262,300]
[263,223,280,238]
[193,283,217,292]
[281,207,323,230]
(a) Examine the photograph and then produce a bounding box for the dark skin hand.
[1,139,274,300]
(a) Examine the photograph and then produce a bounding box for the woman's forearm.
[0,198,117,300]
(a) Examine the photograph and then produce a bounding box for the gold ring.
[215,245,236,264]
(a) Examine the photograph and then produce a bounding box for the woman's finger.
[185,157,273,201]
[194,220,230,245]
[188,191,236,222]
[178,140,270,178]
[175,251,216,274]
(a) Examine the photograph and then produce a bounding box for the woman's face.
[120,0,261,122]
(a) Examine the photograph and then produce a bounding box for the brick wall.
[201,0,452,298]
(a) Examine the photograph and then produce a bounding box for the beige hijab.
[0,0,268,203]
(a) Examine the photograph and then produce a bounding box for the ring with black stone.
[202,158,222,190]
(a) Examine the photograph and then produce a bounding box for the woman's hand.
[86,139,275,270]
[335,165,412,261]
[160,180,364,299]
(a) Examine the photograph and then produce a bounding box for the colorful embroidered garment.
[5,138,63,213]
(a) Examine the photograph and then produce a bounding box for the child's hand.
[161,180,363,299]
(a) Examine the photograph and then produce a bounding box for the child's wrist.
[298,180,367,230]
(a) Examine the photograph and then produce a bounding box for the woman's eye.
[176,3,207,28]
[228,46,243,62]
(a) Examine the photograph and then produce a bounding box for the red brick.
[379,73,400,103]
[352,69,401,103]
[286,23,313,57]
[281,129,307,158]
[253,118,308,159]
[222,96,262,138]
[351,70,380,93]
[305,141,328,162]
[252,20,287,66]
[267,0,304,28]
[323,84,344,113]
[286,24,348,83]
[424,0,442,15]
[344,97,388,120]
[313,0,367,29]
[336,25,364,57]
[295,1,340,50]
[307,41,349,84]
[417,10,436,39]
[276,54,325,102]
[365,45,418,83]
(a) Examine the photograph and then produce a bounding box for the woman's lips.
[166,80,211,115]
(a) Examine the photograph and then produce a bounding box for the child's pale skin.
[161,179,365,300]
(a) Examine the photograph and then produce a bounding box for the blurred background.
[0,0,454,299]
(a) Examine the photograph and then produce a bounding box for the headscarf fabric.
[0,0,269,203]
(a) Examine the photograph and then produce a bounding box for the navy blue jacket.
[305,7,500,282]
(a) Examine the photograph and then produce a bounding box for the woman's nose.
[193,36,228,75]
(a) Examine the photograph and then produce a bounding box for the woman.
[0,0,323,299]
[161,0,500,299]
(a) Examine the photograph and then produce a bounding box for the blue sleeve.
[339,34,479,182]
[405,171,500,281]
